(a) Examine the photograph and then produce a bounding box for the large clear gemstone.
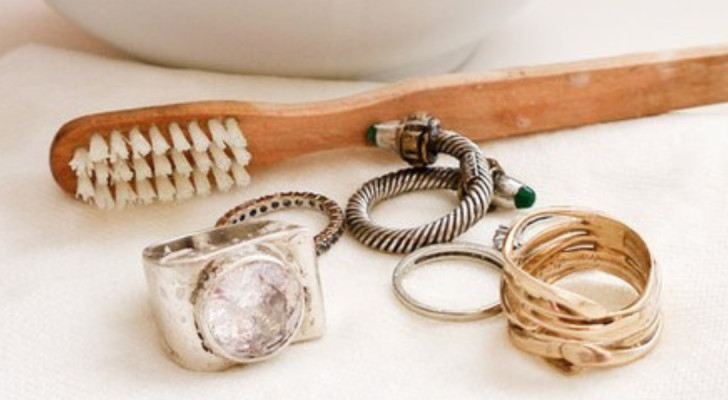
[201,259,303,361]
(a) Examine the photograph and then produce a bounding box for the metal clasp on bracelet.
[367,112,441,167]
[368,113,535,210]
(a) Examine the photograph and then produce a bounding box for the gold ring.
[497,207,662,374]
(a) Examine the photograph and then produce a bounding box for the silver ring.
[216,191,344,255]
[143,221,326,371]
[392,242,504,321]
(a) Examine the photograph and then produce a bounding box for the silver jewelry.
[215,191,344,255]
[143,192,343,371]
[347,112,535,254]
[392,242,504,321]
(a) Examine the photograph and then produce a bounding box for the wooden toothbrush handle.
[251,44,727,165]
[54,44,728,188]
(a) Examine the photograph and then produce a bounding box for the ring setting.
[143,220,325,371]
[192,252,306,363]
[144,191,344,370]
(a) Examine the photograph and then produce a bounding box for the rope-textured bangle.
[346,113,535,254]
[347,132,494,254]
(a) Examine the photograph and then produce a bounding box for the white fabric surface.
[1,45,728,399]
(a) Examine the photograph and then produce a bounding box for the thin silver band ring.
[392,242,504,321]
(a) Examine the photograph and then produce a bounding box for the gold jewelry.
[496,207,662,374]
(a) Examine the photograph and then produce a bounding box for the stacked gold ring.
[498,207,662,374]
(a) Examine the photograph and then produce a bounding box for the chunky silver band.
[392,242,504,321]
[143,220,326,371]
[216,191,345,255]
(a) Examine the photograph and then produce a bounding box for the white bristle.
[209,143,232,171]
[132,157,153,180]
[111,160,134,181]
[150,125,171,155]
[89,133,110,162]
[70,148,92,175]
[192,170,211,196]
[170,150,193,176]
[94,182,115,210]
[190,150,212,173]
[114,180,137,209]
[130,127,152,157]
[230,146,252,165]
[224,118,247,147]
[75,173,95,201]
[152,153,173,176]
[188,121,210,152]
[231,163,251,186]
[136,178,156,204]
[208,119,228,148]
[72,117,251,209]
[155,175,176,202]
[93,161,110,184]
[109,130,129,162]
[211,166,234,191]
[169,122,191,151]
[173,173,195,200]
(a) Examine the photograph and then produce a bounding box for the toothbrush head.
[50,108,251,210]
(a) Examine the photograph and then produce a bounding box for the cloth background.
[1,45,727,400]
[1,0,728,398]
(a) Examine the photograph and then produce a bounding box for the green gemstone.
[514,185,536,209]
[365,125,378,145]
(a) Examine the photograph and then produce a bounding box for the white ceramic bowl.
[46,0,530,79]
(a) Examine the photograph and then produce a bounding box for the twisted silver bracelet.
[346,113,535,254]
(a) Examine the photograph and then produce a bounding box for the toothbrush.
[50,44,728,209]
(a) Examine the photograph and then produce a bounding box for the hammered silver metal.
[143,221,325,371]
[216,191,345,255]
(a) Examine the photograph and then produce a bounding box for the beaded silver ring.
[216,191,345,255]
